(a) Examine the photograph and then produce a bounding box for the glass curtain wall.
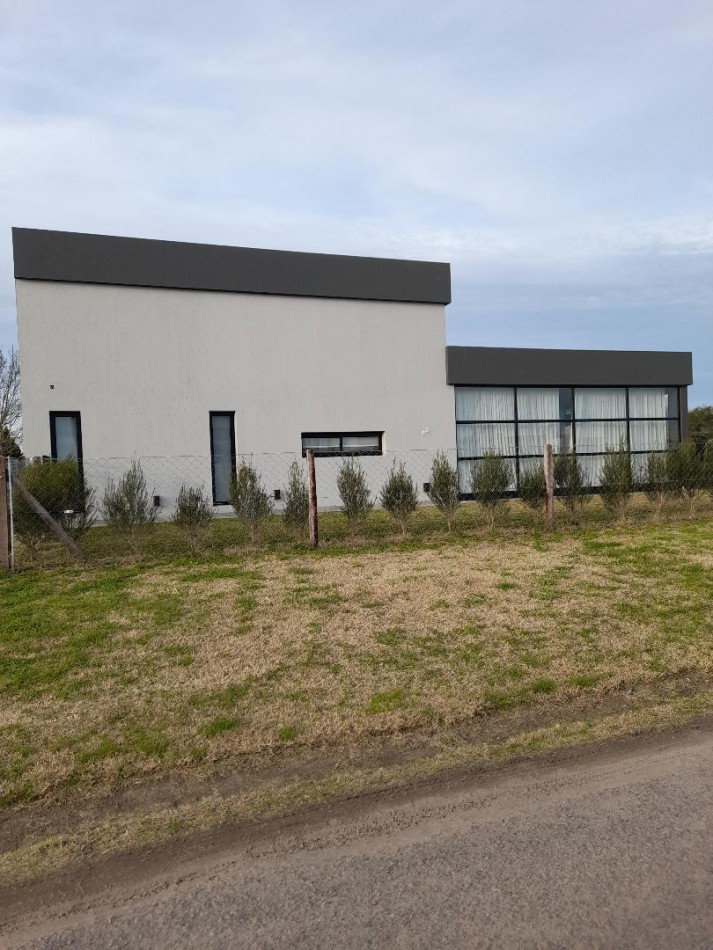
[454,385,680,492]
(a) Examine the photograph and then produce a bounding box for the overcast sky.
[1,0,711,404]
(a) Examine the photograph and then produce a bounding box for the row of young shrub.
[11,440,713,558]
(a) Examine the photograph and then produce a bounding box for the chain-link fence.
[2,441,712,570]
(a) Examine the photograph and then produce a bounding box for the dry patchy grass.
[1,520,712,812]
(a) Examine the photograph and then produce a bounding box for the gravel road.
[4,723,713,949]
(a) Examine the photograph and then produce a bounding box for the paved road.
[5,726,713,949]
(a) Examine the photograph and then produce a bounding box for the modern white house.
[12,228,693,508]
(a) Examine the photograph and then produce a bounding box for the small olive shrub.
[230,462,274,543]
[173,484,213,553]
[599,445,634,520]
[379,462,418,535]
[102,460,157,550]
[519,463,546,512]
[471,454,511,527]
[283,460,309,537]
[427,451,460,531]
[337,457,373,535]
[554,452,589,515]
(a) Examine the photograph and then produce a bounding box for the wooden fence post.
[307,449,318,549]
[544,443,555,531]
[0,456,11,573]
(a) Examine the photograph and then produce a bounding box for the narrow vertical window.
[49,412,82,460]
[210,412,236,505]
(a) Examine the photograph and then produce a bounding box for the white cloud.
[0,0,712,402]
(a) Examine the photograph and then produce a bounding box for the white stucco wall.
[16,279,456,509]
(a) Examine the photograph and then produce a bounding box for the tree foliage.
[14,459,94,555]
[689,405,713,453]
[519,463,546,512]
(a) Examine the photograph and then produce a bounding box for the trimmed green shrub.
[379,462,418,536]
[427,451,460,531]
[337,458,373,535]
[173,484,213,553]
[283,460,309,538]
[229,462,273,543]
[102,460,156,550]
[599,445,634,519]
[471,453,511,528]
[519,463,546,512]
[14,458,95,555]
[554,451,589,515]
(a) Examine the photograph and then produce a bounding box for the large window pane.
[455,387,515,421]
[458,458,516,493]
[517,388,559,420]
[52,415,80,459]
[576,420,627,453]
[456,423,516,457]
[210,413,235,504]
[517,422,560,455]
[630,420,668,453]
[574,388,626,419]
[629,387,679,419]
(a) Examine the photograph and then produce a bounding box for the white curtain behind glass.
[628,388,668,418]
[517,389,559,420]
[455,387,515,421]
[576,421,627,453]
[579,455,604,487]
[630,421,668,452]
[575,388,626,419]
[457,423,516,457]
[518,423,560,455]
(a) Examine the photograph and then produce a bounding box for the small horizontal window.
[301,432,383,457]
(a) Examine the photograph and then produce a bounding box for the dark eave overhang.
[12,228,451,305]
[446,346,693,387]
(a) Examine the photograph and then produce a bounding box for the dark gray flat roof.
[446,346,693,386]
[12,228,451,305]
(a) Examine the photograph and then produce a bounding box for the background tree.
[0,346,21,454]
[427,451,460,531]
[667,440,704,519]
[689,406,713,453]
[379,461,418,536]
[471,454,511,528]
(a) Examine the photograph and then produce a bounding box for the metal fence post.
[544,443,555,531]
[307,449,318,548]
[0,456,11,572]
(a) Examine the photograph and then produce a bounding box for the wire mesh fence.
[3,441,713,570]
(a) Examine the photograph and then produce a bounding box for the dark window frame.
[49,411,83,461]
[301,431,383,458]
[454,385,682,496]
[209,411,237,506]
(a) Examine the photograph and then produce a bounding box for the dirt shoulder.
[3,710,713,937]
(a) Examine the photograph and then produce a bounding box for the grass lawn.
[2,517,712,817]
